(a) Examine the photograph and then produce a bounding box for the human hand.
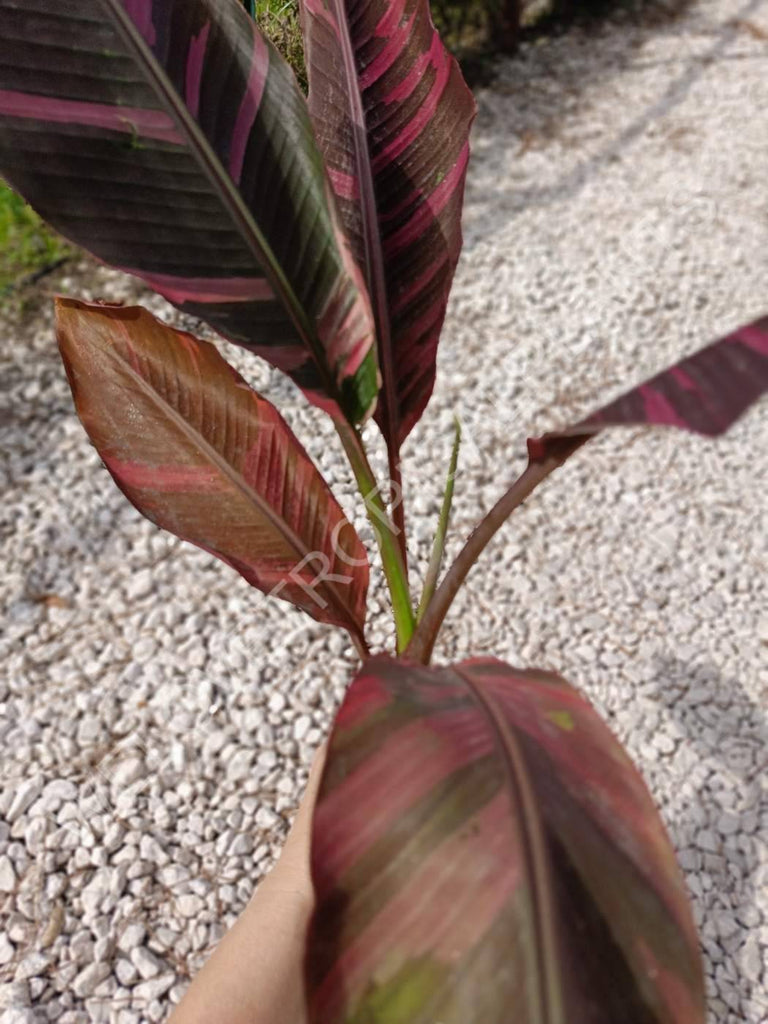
[167,744,327,1024]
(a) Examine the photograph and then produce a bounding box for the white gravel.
[1,0,767,1020]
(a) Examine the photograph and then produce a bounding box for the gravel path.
[1,1,767,1021]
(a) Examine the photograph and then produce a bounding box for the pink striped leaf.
[300,0,476,447]
[0,0,378,425]
[307,655,705,1024]
[528,315,768,463]
[56,298,369,642]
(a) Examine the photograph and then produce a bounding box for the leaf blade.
[0,0,378,424]
[528,316,768,460]
[300,0,476,444]
[407,316,768,663]
[56,297,369,638]
[306,656,705,1024]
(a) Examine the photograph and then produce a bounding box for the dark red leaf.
[529,316,768,461]
[306,655,705,1024]
[300,0,476,445]
[56,298,369,642]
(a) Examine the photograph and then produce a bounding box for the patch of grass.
[253,0,307,90]
[0,181,70,301]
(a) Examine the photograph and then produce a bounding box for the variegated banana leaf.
[0,0,378,425]
[307,656,705,1024]
[56,298,369,642]
[528,316,768,462]
[406,315,768,665]
[300,0,476,446]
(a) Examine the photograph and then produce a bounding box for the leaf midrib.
[453,665,566,1024]
[99,327,361,633]
[99,0,342,407]
[326,0,400,447]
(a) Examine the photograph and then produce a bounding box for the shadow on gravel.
[650,654,766,1016]
[0,375,136,582]
[470,0,766,230]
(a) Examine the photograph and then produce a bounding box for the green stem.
[407,440,585,665]
[335,421,415,653]
[417,418,461,623]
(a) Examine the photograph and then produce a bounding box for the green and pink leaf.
[0,0,378,425]
[306,656,705,1023]
[300,0,475,446]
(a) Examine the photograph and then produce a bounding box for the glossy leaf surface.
[307,655,705,1024]
[0,0,377,424]
[300,0,475,444]
[56,298,369,639]
[529,316,768,461]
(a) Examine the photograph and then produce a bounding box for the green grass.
[253,0,307,89]
[0,182,70,301]
[431,0,518,53]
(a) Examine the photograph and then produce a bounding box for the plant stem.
[407,443,582,664]
[416,418,461,623]
[349,629,370,661]
[388,445,409,576]
[335,421,415,653]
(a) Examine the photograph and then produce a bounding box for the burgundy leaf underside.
[56,298,369,638]
[528,316,768,461]
[306,656,705,1024]
[301,0,476,445]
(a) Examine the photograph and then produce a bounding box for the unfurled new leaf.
[56,298,369,642]
[0,0,378,424]
[307,656,705,1024]
[300,0,476,446]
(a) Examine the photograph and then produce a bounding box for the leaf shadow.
[464,0,766,239]
[649,654,766,1018]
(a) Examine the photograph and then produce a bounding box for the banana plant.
[1,1,767,1020]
